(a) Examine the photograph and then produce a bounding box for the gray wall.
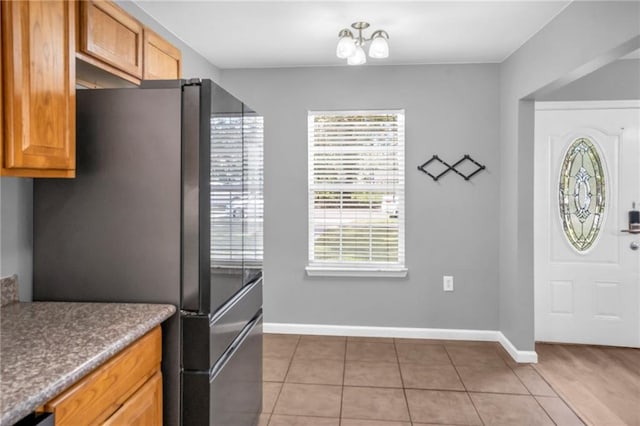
[498,1,640,350]
[543,59,640,101]
[221,64,501,330]
[0,1,220,301]
[0,178,33,301]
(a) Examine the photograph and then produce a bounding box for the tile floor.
[534,343,640,426]
[260,334,585,426]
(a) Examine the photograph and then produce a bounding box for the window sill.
[305,266,408,278]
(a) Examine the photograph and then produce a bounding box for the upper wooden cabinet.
[144,28,182,80]
[1,0,182,178]
[1,0,76,178]
[78,0,143,81]
[77,0,181,83]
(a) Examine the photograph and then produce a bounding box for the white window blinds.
[210,115,264,267]
[308,110,405,274]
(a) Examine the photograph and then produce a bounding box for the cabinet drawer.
[78,0,143,79]
[183,314,262,426]
[43,327,161,425]
[102,371,162,426]
[182,278,262,371]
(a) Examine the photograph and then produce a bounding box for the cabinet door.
[143,28,182,80]
[79,0,143,79]
[1,0,75,176]
[102,372,163,426]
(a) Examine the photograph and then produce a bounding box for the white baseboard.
[498,332,538,363]
[264,322,538,363]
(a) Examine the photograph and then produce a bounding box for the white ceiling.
[135,1,571,69]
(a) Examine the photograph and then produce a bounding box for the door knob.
[631,241,639,251]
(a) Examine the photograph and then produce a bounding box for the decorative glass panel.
[559,137,606,251]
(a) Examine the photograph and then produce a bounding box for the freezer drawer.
[183,312,263,426]
[182,277,262,371]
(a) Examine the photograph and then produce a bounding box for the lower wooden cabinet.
[42,327,162,426]
[103,372,162,426]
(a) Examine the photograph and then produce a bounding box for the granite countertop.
[0,302,176,426]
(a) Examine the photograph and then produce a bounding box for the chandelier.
[336,22,389,65]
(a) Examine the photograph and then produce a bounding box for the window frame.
[306,109,407,278]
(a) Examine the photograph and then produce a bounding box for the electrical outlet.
[443,275,454,292]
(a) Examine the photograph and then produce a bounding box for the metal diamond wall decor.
[417,154,486,182]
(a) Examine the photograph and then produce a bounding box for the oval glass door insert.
[559,137,606,252]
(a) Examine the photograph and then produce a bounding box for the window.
[210,114,264,267]
[307,110,406,277]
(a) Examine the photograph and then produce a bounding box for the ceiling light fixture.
[336,22,389,65]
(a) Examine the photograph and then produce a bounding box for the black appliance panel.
[182,277,262,371]
[182,313,263,426]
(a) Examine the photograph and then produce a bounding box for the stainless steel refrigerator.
[33,79,263,426]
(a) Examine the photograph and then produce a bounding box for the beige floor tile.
[341,419,411,426]
[535,396,585,426]
[399,362,464,391]
[264,356,291,382]
[273,383,342,418]
[268,415,340,426]
[344,361,402,388]
[264,334,300,359]
[347,336,395,344]
[445,345,507,367]
[341,386,410,422]
[470,392,554,425]
[405,389,481,425]
[513,366,556,396]
[286,357,344,385]
[294,339,346,360]
[346,341,398,363]
[456,365,529,394]
[263,382,283,413]
[258,413,271,426]
[395,343,451,365]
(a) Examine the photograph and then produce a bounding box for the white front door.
[534,101,640,347]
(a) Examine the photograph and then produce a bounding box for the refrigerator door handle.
[209,311,263,381]
[209,277,262,325]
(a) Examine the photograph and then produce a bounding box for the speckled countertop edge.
[0,302,176,426]
[0,275,18,307]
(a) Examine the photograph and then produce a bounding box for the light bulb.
[336,36,356,59]
[369,36,389,59]
[347,45,366,65]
